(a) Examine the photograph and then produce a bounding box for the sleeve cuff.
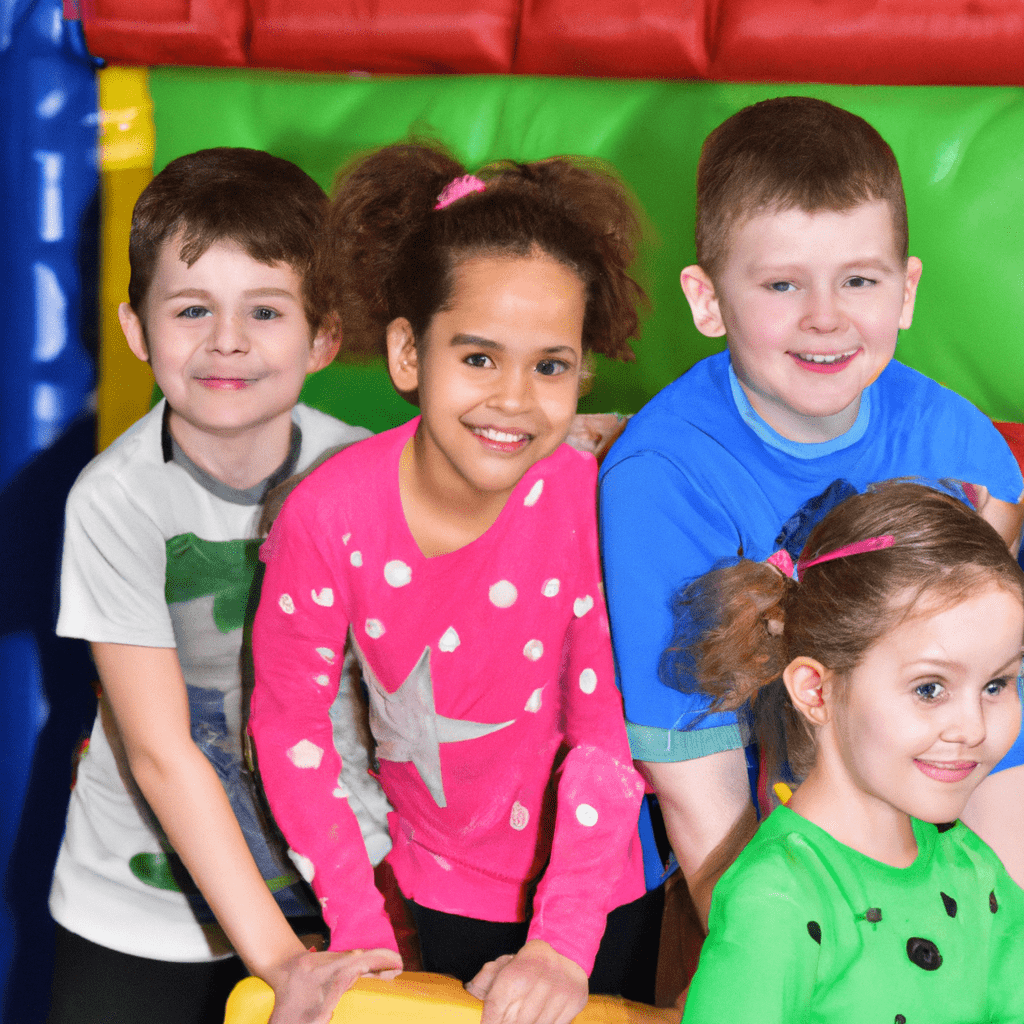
[626,720,743,762]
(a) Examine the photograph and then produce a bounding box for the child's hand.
[267,948,402,1024]
[466,939,588,1024]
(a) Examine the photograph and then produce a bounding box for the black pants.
[408,886,664,1005]
[46,925,249,1024]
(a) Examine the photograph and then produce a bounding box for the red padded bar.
[994,423,1024,478]
[711,0,1024,85]
[80,0,247,66]
[249,0,519,74]
[514,0,708,78]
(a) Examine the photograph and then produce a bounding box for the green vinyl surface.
[149,71,1024,430]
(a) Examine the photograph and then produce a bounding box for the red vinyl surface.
[80,0,1024,84]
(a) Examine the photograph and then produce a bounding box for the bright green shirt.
[684,806,1024,1024]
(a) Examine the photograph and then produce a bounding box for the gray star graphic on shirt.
[352,636,514,808]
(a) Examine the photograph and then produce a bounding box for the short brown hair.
[662,482,1024,787]
[128,148,329,330]
[695,96,909,282]
[314,141,647,363]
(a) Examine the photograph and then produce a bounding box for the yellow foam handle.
[224,972,679,1024]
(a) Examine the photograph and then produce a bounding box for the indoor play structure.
[2,0,1023,1020]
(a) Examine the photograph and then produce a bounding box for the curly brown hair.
[661,482,1024,791]
[311,141,647,363]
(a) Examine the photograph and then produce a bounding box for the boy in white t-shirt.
[47,148,399,1024]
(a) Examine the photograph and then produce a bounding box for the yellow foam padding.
[224,972,679,1024]
[97,66,156,451]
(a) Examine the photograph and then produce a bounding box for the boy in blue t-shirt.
[599,96,1024,928]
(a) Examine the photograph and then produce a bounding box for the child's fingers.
[475,942,587,1024]
[466,954,515,1000]
[268,948,403,1024]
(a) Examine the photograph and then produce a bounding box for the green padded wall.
[149,71,1024,431]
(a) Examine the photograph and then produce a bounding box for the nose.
[207,314,251,355]
[799,286,844,334]
[941,694,988,748]
[488,365,532,412]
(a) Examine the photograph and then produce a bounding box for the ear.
[119,303,149,363]
[386,317,420,393]
[898,256,923,330]
[308,318,342,373]
[680,265,726,338]
[783,656,831,727]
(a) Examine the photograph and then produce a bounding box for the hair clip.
[434,174,486,210]
[765,549,795,578]
[796,534,895,581]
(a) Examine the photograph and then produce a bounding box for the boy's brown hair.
[695,96,909,283]
[127,148,329,331]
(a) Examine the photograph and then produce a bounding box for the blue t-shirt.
[600,352,1023,765]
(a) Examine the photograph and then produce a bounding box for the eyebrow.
[450,333,578,357]
[161,287,299,301]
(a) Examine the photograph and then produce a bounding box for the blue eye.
[252,307,279,321]
[984,677,1011,697]
[536,359,568,377]
[177,306,208,319]
[914,681,945,701]
[767,281,794,293]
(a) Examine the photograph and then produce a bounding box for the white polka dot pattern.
[575,804,598,827]
[350,551,363,567]
[287,739,324,769]
[314,674,330,687]
[316,647,336,664]
[365,619,385,639]
[524,688,543,712]
[278,594,295,614]
[523,639,544,661]
[579,668,597,694]
[384,560,412,587]
[542,578,560,597]
[573,595,594,617]
[510,801,530,830]
[489,580,518,607]
[439,627,460,652]
[311,588,334,606]
[524,479,544,506]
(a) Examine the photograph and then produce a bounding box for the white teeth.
[474,427,527,443]
[798,350,855,364]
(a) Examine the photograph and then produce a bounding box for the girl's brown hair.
[661,482,1024,790]
[311,141,647,362]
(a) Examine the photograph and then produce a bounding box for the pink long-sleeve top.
[250,418,645,972]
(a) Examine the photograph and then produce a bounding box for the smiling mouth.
[793,350,858,365]
[469,425,532,452]
[196,377,254,391]
[914,759,979,783]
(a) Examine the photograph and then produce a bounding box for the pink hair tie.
[765,549,795,578]
[796,534,895,581]
[434,174,486,210]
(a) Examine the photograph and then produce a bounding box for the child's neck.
[786,763,919,868]
[167,408,294,492]
[398,435,512,558]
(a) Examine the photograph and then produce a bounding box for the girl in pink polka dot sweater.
[249,143,650,1024]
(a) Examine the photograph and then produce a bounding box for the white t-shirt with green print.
[51,400,390,962]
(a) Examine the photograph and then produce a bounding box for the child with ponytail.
[662,482,1024,1023]
[249,143,652,1024]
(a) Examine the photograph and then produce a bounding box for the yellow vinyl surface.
[224,972,680,1024]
